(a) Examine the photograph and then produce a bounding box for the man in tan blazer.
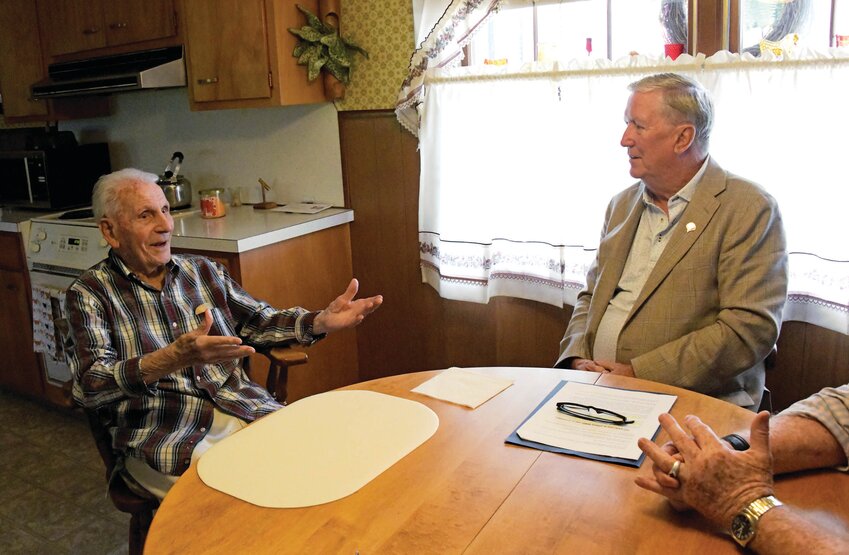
[556,73,787,409]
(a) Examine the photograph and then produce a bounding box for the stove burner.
[59,208,94,220]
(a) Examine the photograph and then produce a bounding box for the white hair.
[91,168,159,220]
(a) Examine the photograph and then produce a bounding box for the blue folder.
[505,380,675,468]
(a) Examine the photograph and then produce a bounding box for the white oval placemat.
[197,390,439,508]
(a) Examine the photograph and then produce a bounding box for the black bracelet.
[722,433,750,451]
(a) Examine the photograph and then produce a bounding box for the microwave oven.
[0,143,110,210]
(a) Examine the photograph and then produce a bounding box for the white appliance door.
[29,270,75,385]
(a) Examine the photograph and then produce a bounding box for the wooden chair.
[85,410,159,555]
[85,347,308,554]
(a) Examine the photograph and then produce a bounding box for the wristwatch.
[730,495,783,547]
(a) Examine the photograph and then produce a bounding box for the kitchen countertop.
[0,207,62,233]
[171,205,354,253]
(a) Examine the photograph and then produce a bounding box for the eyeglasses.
[556,402,634,425]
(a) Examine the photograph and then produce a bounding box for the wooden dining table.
[144,367,849,554]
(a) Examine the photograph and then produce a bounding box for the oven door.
[30,269,75,387]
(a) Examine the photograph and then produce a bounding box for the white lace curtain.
[398,5,849,335]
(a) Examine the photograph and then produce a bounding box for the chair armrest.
[266,347,309,367]
[261,346,309,403]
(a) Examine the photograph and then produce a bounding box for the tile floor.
[0,388,128,554]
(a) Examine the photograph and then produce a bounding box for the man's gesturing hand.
[141,308,256,383]
[173,308,256,366]
[313,278,383,335]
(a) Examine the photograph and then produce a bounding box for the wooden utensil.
[254,178,277,209]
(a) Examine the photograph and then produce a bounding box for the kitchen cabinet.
[37,0,179,59]
[181,0,325,111]
[0,0,49,119]
[0,0,108,122]
[173,222,359,402]
[0,232,46,400]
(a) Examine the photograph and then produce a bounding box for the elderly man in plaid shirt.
[67,168,382,500]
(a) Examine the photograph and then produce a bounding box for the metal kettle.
[157,151,192,209]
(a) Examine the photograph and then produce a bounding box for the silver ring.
[667,460,681,479]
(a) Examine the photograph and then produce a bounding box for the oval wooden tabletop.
[144,368,849,554]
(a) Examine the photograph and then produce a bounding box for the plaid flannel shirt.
[780,384,849,466]
[66,251,322,475]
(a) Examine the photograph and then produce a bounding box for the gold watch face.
[731,513,755,543]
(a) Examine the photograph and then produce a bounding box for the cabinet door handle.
[197,77,219,85]
[82,27,100,35]
[109,22,128,30]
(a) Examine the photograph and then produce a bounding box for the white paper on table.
[411,367,514,409]
[271,202,332,214]
[516,381,676,461]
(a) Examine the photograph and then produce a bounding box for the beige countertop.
[0,207,58,233]
[170,205,354,253]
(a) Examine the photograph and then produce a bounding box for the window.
[469,0,688,64]
[468,0,849,66]
[736,0,845,53]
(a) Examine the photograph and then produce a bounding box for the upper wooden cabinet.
[37,0,179,59]
[182,0,325,111]
[0,0,49,119]
[0,0,109,122]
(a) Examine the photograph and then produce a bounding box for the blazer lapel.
[628,160,726,317]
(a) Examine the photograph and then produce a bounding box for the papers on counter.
[271,202,333,214]
[412,367,514,409]
[507,381,676,466]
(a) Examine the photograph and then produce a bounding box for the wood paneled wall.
[339,110,849,411]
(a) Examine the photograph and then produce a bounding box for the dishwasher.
[26,210,109,389]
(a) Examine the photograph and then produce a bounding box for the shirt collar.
[107,249,178,285]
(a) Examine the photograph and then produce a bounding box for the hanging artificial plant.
[288,4,369,85]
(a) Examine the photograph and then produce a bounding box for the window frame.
[467,0,845,65]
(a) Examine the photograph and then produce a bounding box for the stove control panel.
[27,221,109,272]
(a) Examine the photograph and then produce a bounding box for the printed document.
[516,381,676,461]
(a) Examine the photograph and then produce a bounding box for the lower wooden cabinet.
[0,238,45,399]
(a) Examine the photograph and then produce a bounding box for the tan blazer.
[557,159,788,408]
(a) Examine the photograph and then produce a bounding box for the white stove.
[28,209,107,276]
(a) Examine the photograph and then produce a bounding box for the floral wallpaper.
[336,0,416,111]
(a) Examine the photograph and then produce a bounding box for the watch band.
[731,495,783,547]
[722,433,750,451]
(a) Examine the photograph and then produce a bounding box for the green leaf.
[326,36,350,67]
[289,25,323,43]
[295,3,329,34]
[297,44,323,66]
[307,56,327,82]
[324,58,350,84]
[342,37,369,59]
[290,3,368,85]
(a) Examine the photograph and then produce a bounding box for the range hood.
[31,46,186,99]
